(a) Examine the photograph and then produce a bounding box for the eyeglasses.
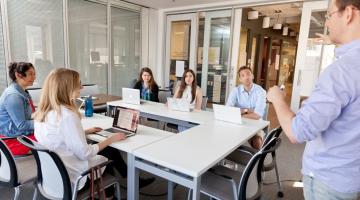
[325,10,339,20]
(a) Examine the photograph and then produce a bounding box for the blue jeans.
[303,175,359,200]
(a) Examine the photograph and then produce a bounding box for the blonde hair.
[33,68,81,122]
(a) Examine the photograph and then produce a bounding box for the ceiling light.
[262,17,270,28]
[273,14,282,30]
[282,27,289,35]
[273,23,282,30]
[248,11,259,20]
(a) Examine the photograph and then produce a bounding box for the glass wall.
[111,6,140,96]
[0,0,141,95]
[7,0,65,88]
[0,5,6,93]
[68,0,108,93]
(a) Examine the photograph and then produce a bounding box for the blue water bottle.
[85,96,93,117]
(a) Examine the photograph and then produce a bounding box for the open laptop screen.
[112,106,140,133]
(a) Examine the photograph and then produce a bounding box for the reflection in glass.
[111,7,140,96]
[7,0,65,87]
[169,21,191,92]
[0,8,6,93]
[69,0,107,93]
[204,17,231,104]
[301,10,335,96]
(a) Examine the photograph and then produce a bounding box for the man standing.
[227,66,266,149]
[267,0,360,199]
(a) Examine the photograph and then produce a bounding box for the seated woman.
[0,62,37,155]
[33,68,127,191]
[173,69,203,110]
[170,69,203,132]
[34,68,154,191]
[133,67,159,102]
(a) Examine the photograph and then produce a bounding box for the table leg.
[127,154,139,200]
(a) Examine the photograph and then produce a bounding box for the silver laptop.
[122,88,140,105]
[213,104,242,124]
[167,97,191,112]
[96,106,140,138]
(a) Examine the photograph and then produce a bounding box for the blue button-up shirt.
[292,39,360,193]
[0,83,34,136]
[226,83,266,118]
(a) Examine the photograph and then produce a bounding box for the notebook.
[213,104,243,124]
[96,106,140,138]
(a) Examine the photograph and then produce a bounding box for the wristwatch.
[244,108,248,114]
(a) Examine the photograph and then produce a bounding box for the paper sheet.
[175,61,185,77]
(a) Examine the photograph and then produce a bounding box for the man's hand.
[267,86,285,104]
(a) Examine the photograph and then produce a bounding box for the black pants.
[99,146,128,178]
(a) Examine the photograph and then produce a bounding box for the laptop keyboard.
[104,128,120,133]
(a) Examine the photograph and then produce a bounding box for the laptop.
[167,97,191,112]
[122,88,141,105]
[96,106,140,138]
[213,104,243,124]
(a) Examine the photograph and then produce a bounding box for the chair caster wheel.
[277,191,284,198]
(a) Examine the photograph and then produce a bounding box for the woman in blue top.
[133,67,159,102]
[0,62,37,155]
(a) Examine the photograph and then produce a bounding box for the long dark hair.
[138,67,157,91]
[8,62,34,82]
[177,69,197,103]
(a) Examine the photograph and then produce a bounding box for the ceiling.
[252,3,303,24]
[124,0,278,9]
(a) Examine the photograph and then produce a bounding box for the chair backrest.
[201,96,208,110]
[0,138,18,187]
[262,126,282,147]
[238,137,282,200]
[80,84,99,96]
[18,137,72,200]
[158,90,172,103]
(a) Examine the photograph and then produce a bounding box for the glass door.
[198,10,232,104]
[165,13,197,92]
[290,0,335,111]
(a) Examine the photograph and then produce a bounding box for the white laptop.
[167,97,191,112]
[213,104,242,124]
[122,88,140,105]
[96,106,140,138]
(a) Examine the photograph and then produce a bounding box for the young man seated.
[226,66,267,149]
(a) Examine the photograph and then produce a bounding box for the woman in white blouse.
[174,69,203,110]
[33,68,126,191]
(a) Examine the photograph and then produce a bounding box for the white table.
[128,119,269,200]
[107,100,214,128]
[81,113,173,195]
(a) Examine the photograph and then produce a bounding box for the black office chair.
[18,136,121,200]
[226,126,284,198]
[188,137,282,200]
[0,137,37,200]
